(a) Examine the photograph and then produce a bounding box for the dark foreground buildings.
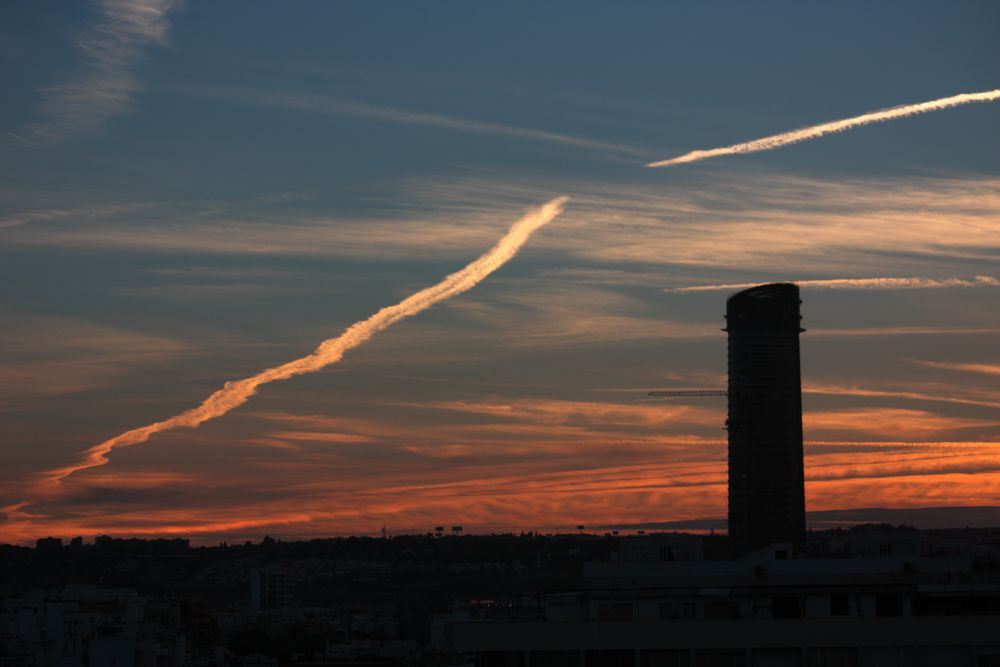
[726,283,806,556]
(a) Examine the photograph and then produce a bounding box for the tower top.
[725,283,802,332]
[725,282,798,303]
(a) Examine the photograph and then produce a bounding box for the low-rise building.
[0,585,152,667]
[447,544,1000,666]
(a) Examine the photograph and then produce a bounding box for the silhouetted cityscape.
[3,526,1000,665]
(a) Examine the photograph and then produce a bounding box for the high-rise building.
[725,283,805,556]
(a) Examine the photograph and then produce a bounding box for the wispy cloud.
[914,360,1000,377]
[808,326,1000,338]
[20,0,181,144]
[7,174,1000,276]
[648,88,1000,167]
[0,311,187,406]
[0,203,144,230]
[804,383,1000,411]
[422,283,718,348]
[180,84,650,159]
[667,276,1000,293]
[396,173,1000,274]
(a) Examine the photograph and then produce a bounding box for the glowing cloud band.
[648,89,1000,168]
[43,197,568,485]
[667,276,999,293]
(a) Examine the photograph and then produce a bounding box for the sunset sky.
[2,2,999,544]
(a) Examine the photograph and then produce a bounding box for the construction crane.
[647,389,727,397]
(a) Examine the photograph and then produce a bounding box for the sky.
[1,1,999,544]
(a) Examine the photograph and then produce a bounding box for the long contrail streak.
[667,275,999,293]
[648,89,1000,168]
[42,197,568,486]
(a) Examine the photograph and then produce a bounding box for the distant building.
[0,584,182,666]
[249,567,292,611]
[619,535,703,563]
[840,526,921,559]
[725,284,806,556]
[34,536,62,554]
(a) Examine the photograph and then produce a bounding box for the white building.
[0,585,161,667]
[249,567,292,612]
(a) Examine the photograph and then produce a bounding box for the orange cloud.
[804,407,999,440]
[915,360,1000,377]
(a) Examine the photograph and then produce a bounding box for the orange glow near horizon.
[4,393,999,543]
[5,431,997,544]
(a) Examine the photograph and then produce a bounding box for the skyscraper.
[725,283,805,556]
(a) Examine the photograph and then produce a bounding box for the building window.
[874,594,903,617]
[704,600,741,620]
[695,649,745,667]
[658,602,681,620]
[597,602,634,621]
[805,647,858,667]
[830,595,849,616]
[479,652,526,667]
[641,650,689,667]
[858,647,910,665]
[585,650,635,667]
[772,596,801,618]
[530,651,582,667]
[752,648,802,666]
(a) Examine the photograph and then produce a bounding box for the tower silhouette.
[725,283,805,556]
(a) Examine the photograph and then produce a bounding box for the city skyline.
[2,2,999,544]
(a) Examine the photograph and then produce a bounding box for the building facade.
[448,544,1000,666]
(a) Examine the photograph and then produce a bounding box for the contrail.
[648,89,1000,168]
[667,275,999,293]
[184,85,651,160]
[41,197,568,486]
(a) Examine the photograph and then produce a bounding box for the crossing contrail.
[648,89,1000,168]
[41,197,568,486]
